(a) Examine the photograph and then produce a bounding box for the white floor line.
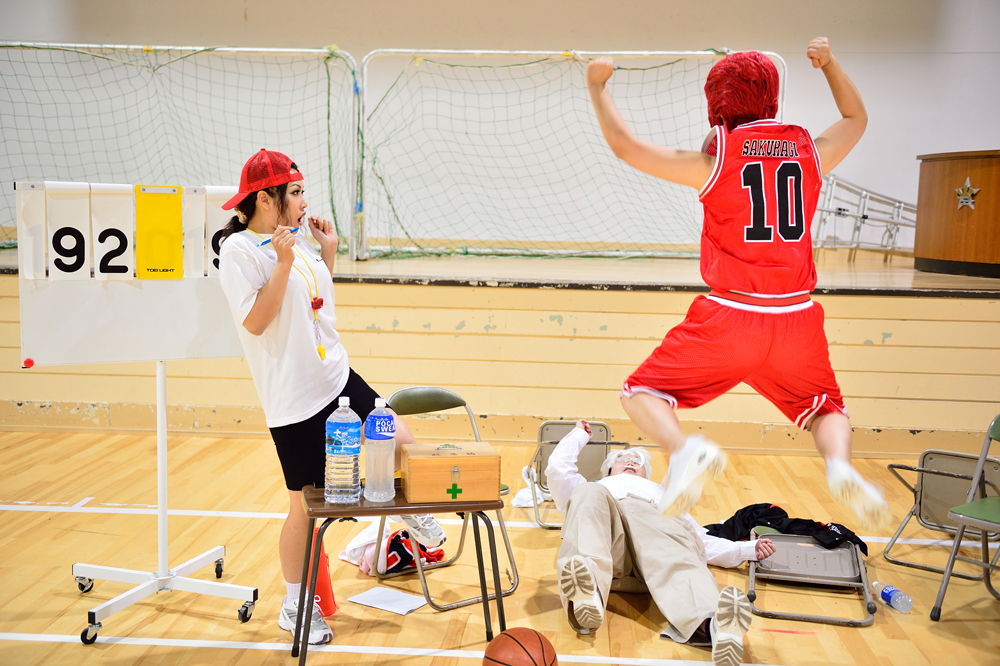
[0,502,996,549]
[0,504,288,519]
[0,632,776,665]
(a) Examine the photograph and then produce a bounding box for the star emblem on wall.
[955,177,980,210]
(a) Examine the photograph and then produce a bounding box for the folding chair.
[931,413,1000,621]
[747,525,877,627]
[884,449,1000,579]
[526,420,626,529]
[383,386,519,607]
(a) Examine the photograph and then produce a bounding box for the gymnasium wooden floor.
[1,431,998,666]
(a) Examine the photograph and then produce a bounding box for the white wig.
[600,447,652,479]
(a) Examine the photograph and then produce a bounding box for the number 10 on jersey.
[741,161,806,243]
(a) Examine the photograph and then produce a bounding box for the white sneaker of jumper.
[399,514,446,548]
[826,460,891,529]
[558,555,604,633]
[658,435,727,518]
[711,586,752,666]
[278,597,332,645]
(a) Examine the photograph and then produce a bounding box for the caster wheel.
[81,624,100,645]
[747,591,756,603]
[215,559,224,579]
[238,601,254,623]
[930,606,941,622]
[867,601,878,614]
[76,577,94,594]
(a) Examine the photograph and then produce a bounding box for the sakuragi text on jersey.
[741,139,800,159]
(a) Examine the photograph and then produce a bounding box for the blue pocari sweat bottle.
[324,396,362,504]
[363,398,396,502]
[871,581,912,612]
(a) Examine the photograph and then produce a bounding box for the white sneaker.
[399,514,446,548]
[826,460,891,529]
[711,586,751,666]
[558,555,604,633]
[658,435,727,517]
[278,597,332,645]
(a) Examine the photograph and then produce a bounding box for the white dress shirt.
[545,427,758,568]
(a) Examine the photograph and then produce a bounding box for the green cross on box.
[446,483,463,499]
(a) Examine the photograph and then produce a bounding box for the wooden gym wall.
[1,274,997,456]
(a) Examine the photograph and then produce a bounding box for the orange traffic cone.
[307,527,339,617]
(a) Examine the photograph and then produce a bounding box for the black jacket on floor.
[703,502,868,556]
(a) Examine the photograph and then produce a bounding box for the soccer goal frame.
[0,42,360,253]
[356,49,786,260]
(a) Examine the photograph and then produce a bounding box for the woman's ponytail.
[220,212,249,242]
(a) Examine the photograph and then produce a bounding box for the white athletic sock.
[285,581,301,606]
[824,457,853,477]
[666,435,700,483]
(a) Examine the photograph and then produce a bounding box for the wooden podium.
[914,150,1000,278]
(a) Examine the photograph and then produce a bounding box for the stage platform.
[1,249,998,457]
[327,249,1000,296]
[4,247,1000,293]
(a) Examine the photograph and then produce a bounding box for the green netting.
[361,54,724,259]
[0,44,359,245]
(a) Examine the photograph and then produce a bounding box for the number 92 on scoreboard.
[15,181,219,281]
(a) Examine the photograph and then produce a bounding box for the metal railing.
[812,175,916,261]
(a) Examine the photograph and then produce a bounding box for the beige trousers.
[557,482,720,641]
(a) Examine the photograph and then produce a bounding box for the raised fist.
[586,57,615,88]
[807,37,832,69]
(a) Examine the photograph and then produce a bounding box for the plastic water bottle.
[363,398,396,502]
[871,581,912,612]
[324,397,362,504]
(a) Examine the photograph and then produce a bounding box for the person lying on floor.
[547,420,775,666]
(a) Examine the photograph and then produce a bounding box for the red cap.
[222,149,303,210]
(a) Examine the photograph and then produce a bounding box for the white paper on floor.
[347,586,428,615]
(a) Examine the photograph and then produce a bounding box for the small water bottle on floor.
[325,397,362,504]
[871,581,912,612]
[363,398,396,502]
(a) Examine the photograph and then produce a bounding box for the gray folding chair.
[931,413,1000,621]
[382,386,519,608]
[747,525,877,627]
[387,385,482,443]
[526,420,627,529]
[884,449,1000,580]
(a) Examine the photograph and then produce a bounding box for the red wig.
[704,51,779,131]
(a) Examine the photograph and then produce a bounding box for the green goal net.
[0,43,359,246]
[360,51,783,259]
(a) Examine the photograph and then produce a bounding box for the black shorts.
[269,368,382,491]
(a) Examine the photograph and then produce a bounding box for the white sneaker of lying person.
[825,458,892,529]
[398,514,447,548]
[558,555,604,634]
[657,434,727,518]
[710,586,752,666]
[278,596,333,645]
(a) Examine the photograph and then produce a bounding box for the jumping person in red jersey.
[587,37,891,529]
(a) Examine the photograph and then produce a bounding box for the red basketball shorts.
[622,295,846,429]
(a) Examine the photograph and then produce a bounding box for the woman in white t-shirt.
[218,149,445,644]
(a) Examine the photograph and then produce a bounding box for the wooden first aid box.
[400,442,501,503]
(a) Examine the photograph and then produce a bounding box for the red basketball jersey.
[698,120,823,297]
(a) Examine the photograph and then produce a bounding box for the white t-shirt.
[219,229,350,428]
